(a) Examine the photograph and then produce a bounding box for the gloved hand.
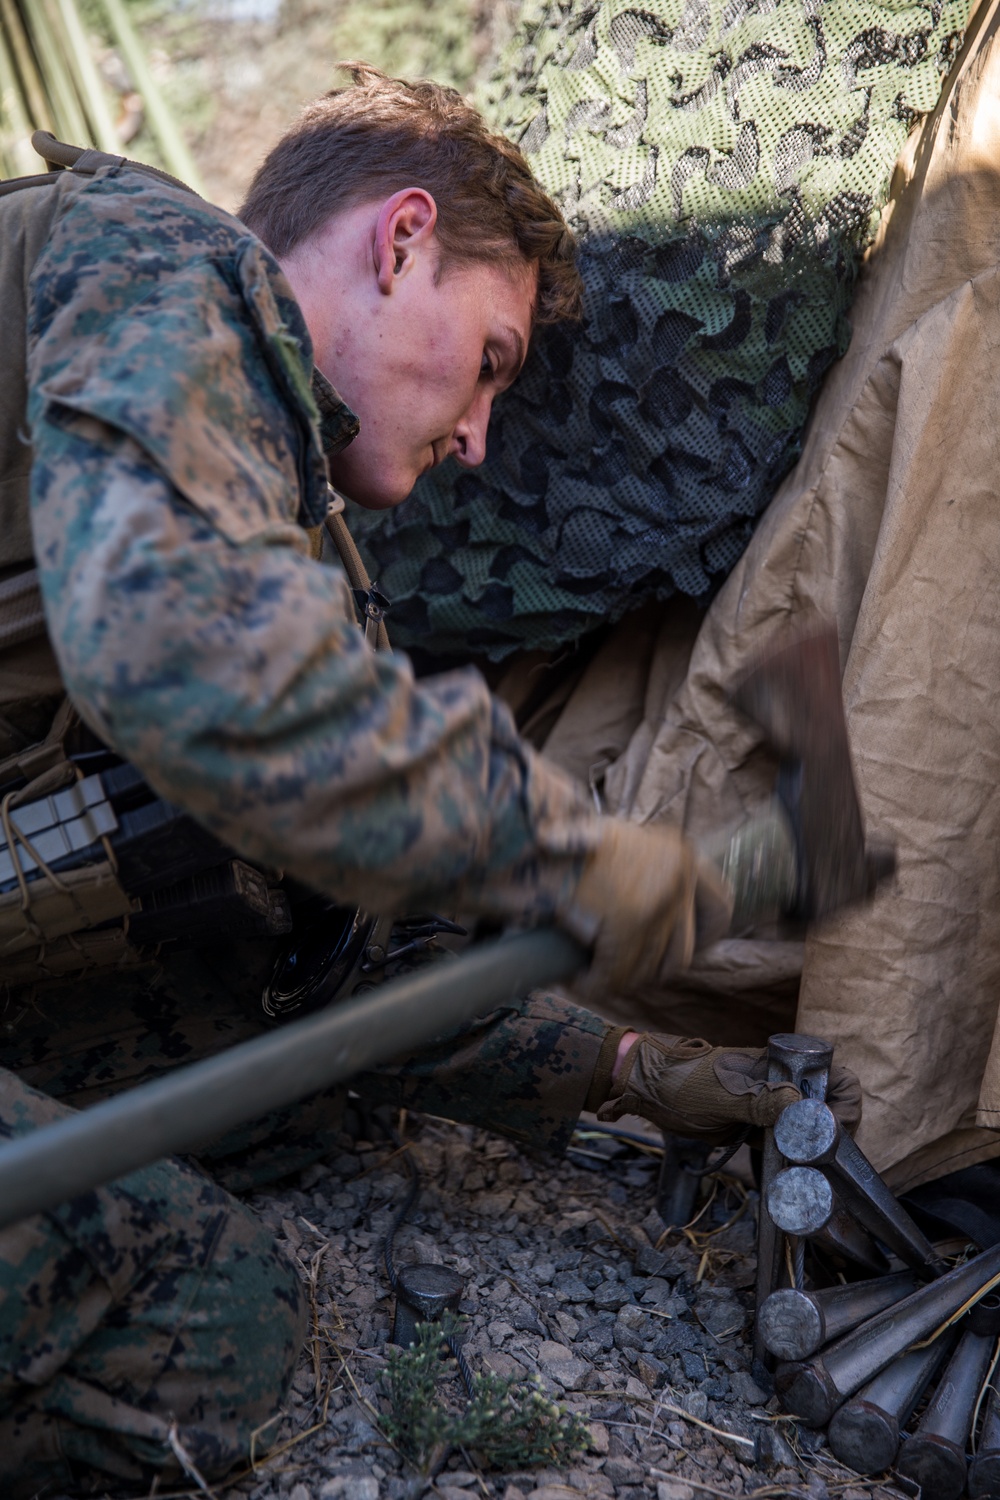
[558,820,733,1002]
[596,1033,863,1144]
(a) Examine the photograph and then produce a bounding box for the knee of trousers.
[0,1158,307,1488]
[128,1177,310,1457]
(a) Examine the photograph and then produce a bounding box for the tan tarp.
[518,0,1000,1192]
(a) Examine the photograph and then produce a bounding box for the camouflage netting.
[348,0,969,660]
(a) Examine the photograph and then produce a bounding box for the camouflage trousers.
[0,944,611,1495]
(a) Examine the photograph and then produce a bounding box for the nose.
[451,389,492,468]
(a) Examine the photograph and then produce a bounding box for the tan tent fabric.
[524,0,1000,1192]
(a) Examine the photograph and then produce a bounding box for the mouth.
[426,440,446,472]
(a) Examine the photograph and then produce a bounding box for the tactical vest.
[0,134,394,1002]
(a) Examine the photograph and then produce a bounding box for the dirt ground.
[155,1110,915,1500]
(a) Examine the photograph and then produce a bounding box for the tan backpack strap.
[324,499,391,652]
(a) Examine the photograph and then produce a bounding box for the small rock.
[586,1420,610,1455]
[557,1275,594,1304]
[482,1350,527,1379]
[479,1191,515,1216]
[676,1389,708,1421]
[635,1245,670,1277]
[531,1488,580,1500]
[510,1298,547,1334]
[289,1485,313,1500]
[320,1481,379,1500]
[636,1352,667,1389]
[438,1489,476,1500]
[554,1310,580,1340]
[729,1370,769,1406]
[657,1483,695,1500]
[537,1339,593,1390]
[593,1282,630,1311]
[604,1457,645,1486]
[617,1303,649,1332]
[625,1375,650,1401]
[567,1469,614,1496]
[640,1208,669,1245]
[697,1298,746,1337]
[753,1423,799,1473]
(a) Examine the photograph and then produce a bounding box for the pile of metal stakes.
[734,1034,1000,1500]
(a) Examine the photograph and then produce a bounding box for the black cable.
[381,1130,476,1399]
[382,1138,419,1296]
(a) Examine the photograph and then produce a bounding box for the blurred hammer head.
[732,629,895,920]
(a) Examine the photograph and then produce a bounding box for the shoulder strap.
[29,130,197,196]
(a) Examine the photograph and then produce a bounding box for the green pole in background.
[0,16,38,175]
[20,0,91,151]
[97,0,206,193]
[51,0,121,152]
[0,0,55,138]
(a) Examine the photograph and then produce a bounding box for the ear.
[373,189,439,294]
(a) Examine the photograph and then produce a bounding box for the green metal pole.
[0,928,584,1230]
[51,0,120,153]
[0,14,37,175]
[20,0,90,149]
[95,0,205,194]
[0,0,54,136]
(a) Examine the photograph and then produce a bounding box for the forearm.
[30,414,594,913]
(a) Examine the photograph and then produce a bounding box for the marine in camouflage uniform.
[0,117,854,1491]
[0,155,620,1495]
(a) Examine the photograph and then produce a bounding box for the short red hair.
[239,63,582,325]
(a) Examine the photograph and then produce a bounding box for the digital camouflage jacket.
[18,161,596,917]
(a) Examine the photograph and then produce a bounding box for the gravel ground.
[153,1111,915,1500]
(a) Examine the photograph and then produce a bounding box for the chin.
[329,460,417,511]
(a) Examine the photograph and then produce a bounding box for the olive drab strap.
[29,129,197,195]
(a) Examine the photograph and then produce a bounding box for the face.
[279,193,537,509]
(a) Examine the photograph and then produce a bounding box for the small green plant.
[383,1314,590,1476]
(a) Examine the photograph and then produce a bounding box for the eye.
[480,350,496,380]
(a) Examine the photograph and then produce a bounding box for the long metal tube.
[0,929,584,1230]
[759,1270,922,1363]
[827,1332,956,1475]
[776,1241,1000,1426]
[896,1329,997,1500]
[774,1098,946,1276]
